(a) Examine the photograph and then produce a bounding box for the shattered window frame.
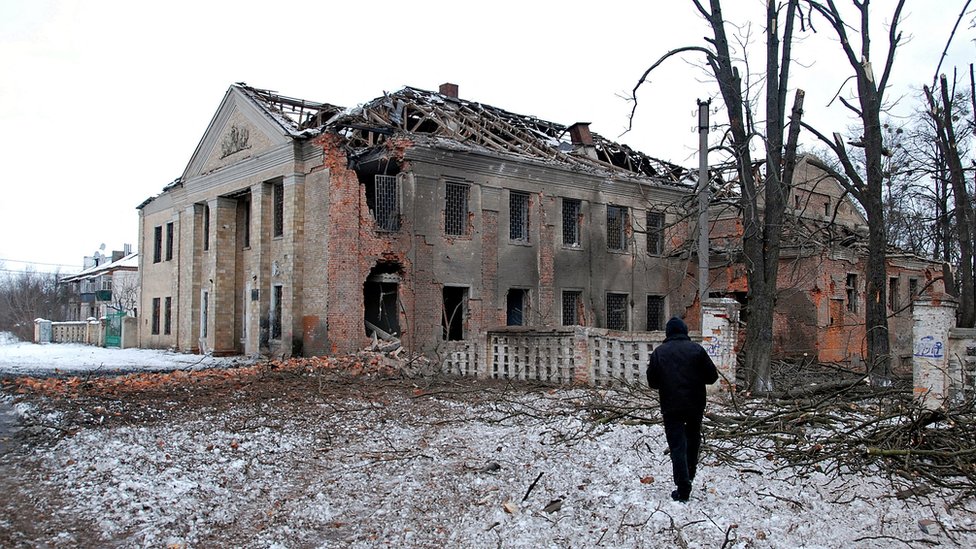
[646,295,665,331]
[445,181,470,237]
[846,273,858,313]
[562,198,581,248]
[561,290,583,326]
[509,191,530,243]
[273,182,284,238]
[373,174,401,232]
[646,211,665,255]
[606,292,629,331]
[607,205,629,252]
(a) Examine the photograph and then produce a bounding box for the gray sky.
[1,0,972,274]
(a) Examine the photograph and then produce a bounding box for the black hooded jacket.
[646,317,719,415]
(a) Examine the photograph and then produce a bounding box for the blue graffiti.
[913,335,944,359]
[704,338,723,357]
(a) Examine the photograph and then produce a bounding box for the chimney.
[568,122,594,146]
[439,82,459,99]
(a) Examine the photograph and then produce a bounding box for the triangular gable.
[182,85,294,181]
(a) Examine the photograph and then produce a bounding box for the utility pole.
[697,99,710,310]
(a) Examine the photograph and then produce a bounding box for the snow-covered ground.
[0,332,253,376]
[1,336,973,547]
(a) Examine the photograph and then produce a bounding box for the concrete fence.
[442,298,741,390]
[33,317,138,349]
[913,297,976,409]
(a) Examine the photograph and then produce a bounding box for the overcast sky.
[1,0,972,274]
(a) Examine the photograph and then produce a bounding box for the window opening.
[364,264,402,338]
[271,285,283,340]
[607,205,629,251]
[562,290,583,326]
[164,296,172,335]
[562,198,581,247]
[846,274,858,313]
[273,181,284,237]
[646,295,665,331]
[242,196,251,248]
[442,286,468,340]
[647,211,664,255]
[201,291,209,338]
[506,289,529,326]
[372,175,401,231]
[909,278,919,311]
[606,293,629,330]
[203,204,211,251]
[153,226,162,263]
[889,277,900,311]
[445,182,469,236]
[151,297,160,335]
[165,222,174,261]
[509,191,529,242]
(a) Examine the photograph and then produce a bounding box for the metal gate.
[105,311,125,348]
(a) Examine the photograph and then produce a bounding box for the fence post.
[34,318,52,343]
[912,297,958,409]
[701,298,740,394]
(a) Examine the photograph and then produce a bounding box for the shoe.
[671,489,689,502]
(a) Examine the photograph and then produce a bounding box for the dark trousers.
[662,409,704,493]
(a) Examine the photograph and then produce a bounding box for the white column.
[702,298,740,394]
[912,297,957,409]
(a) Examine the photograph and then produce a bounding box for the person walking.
[646,316,718,502]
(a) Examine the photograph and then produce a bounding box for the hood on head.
[665,317,689,338]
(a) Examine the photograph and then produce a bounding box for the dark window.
[442,286,468,340]
[271,285,283,339]
[607,205,629,251]
[509,191,529,242]
[646,295,665,331]
[163,296,172,335]
[165,222,174,261]
[846,274,858,313]
[273,181,284,238]
[445,182,469,236]
[201,291,209,338]
[888,277,900,311]
[562,290,583,326]
[373,175,400,231]
[151,297,160,335]
[153,226,162,263]
[506,289,529,326]
[243,197,251,248]
[606,293,629,331]
[203,204,211,251]
[562,198,581,247]
[647,211,664,255]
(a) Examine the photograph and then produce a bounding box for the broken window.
[165,222,174,261]
[562,290,583,326]
[562,198,581,247]
[273,181,284,237]
[151,297,160,335]
[371,175,400,231]
[445,182,469,236]
[509,191,529,242]
[153,226,162,263]
[442,286,468,340]
[646,211,664,255]
[203,204,211,251]
[607,205,629,251]
[506,289,529,326]
[646,295,665,331]
[606,293,629,331]
[164,296,172,335]
[846,274,858,313]
[364,266,401,338]
[271,285,283,340]
[889,277,900,311]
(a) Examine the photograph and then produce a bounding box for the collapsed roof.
[236,82,693,186]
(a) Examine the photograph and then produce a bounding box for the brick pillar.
[245,181,272,356]
[178,204,204,352]
[210,197,238,354]
[702,298,740,394]
[282,173,305,356]
[913,297,957,409]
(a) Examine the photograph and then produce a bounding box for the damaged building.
[137,83,701,358]
[704,154,947,373]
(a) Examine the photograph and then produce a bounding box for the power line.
[0,257,80,268]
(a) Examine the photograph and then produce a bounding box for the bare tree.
[801,0,907,382]
[0,269,70,341]
[631,0,805,392]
